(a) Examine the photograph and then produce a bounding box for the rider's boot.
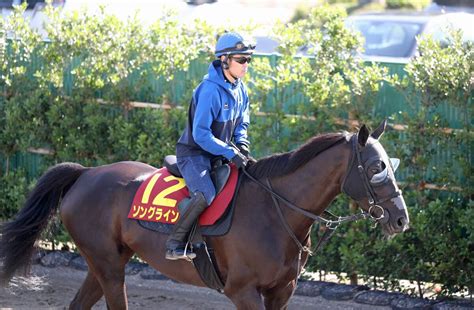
[165,191,207,261]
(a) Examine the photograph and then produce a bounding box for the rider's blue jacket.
[176,60,250,160]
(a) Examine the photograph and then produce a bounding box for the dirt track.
[0,265,392,309]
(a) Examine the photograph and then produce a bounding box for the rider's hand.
[237,143,257,164]
[237,143,249,157]
[231,151,248,169]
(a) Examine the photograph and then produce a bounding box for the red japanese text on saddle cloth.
[128,166,238,226]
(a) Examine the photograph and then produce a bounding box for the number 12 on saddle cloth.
[127,166,238,226]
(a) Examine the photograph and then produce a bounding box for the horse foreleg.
[262,280,296,310]
[227,285,265,310]
[69,271,103,310]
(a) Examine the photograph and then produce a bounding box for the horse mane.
[247,132,348,178]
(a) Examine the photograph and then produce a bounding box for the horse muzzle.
[379,195,410,234]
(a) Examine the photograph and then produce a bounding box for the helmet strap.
[222,55,238,82]
[222,55,230,69]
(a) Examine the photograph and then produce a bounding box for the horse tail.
[0,162,87,284]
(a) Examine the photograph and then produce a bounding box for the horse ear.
[390,158,400,172]
[371,119,387,140]
[358,124,370,146]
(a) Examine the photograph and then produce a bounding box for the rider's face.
[225,54,251,79]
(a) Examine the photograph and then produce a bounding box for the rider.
[165,31,256,261]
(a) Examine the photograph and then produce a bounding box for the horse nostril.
[397,217,405,228]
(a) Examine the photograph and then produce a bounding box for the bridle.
[241,133,400,256]
[341,134,403,224]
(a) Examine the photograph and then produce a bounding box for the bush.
[0,170,30,220]
[386,0,431,10]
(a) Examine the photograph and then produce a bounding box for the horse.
[0,120,409,309]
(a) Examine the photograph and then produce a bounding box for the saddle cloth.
[128,165,238,226]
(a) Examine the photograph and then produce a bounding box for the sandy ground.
[0,265,392,310]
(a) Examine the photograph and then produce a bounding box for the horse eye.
[370,161,386,175]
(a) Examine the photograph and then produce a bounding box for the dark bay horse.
[0,121,409,309]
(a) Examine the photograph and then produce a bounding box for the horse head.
[342,120,409,236]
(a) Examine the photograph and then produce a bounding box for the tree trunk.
[5,155,9,176]
[350,272,358,285]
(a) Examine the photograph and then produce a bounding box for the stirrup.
[165,248,196,261]
[165,241,197,261]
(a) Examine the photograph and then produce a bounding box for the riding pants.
[176,155,216,205]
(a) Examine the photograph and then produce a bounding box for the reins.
[241,166,370,287]
[239,133,394,256]
[235,132,405,285]
[241,167,370,255]
[237,133,405,286]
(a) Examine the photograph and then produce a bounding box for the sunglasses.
[231,56,252,64]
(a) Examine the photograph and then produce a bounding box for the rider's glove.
[237,143,249,157]
[237,143,257,164]
[231,151,248,169]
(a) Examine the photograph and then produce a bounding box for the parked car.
[345,12,474,63]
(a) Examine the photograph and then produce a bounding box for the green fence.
[0,55,466,183]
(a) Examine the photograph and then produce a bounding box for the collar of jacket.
[207,60,241,91]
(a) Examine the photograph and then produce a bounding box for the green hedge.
[386,0,431,10]
[1,3,472,297]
